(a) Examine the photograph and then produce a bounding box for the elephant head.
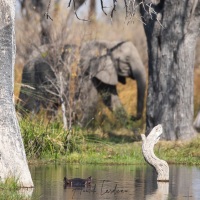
[17,57,59,116]
[17,44,76,116]
[79,40,146,123]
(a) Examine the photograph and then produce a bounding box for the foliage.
[19,116,144,163]
[19,117,200,165]
[0,178,30,200]
[19,117,85,159]
[155,137,200,165]
[14,3,200,134]
[65,142,144,164]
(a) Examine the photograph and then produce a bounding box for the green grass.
[0,178,30,200]
[155,138,200,165]
[19,117,200,165]
[64,142,144,164]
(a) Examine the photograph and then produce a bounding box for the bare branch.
[124,0,163,26]
[43,88,60,97]
[110,0,117,19]
[100,0,108,15]
[45,76,60,94]
[68,0,72,7]
[44,0,53,21]
[68,0,90,22]
[74,11,89,22]
[20,83,35,90]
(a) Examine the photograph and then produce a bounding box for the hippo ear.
[64,177,70,184]
[90,55,118,85]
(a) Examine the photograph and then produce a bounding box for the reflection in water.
[145,182,169,200]
[19,188,34,198]
[29,164,200,200]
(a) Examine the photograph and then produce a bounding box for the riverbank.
[28,137,200,166]
[20,118,200,166]
[1,120,199,200]
[68,138,200,165]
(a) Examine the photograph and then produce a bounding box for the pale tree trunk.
[0,0,33,187]
[59,72,68,130]
[141,125,169,181]
[140,0,200,140]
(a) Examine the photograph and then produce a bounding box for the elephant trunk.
[131,67,146,121]
[136,71,146,120]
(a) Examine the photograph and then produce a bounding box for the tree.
[0,0,33,187]
[139,0,200,140]
[95,0,199,140]
[20,0,53,44]
[89,0,96,21]
[21,0,200,141]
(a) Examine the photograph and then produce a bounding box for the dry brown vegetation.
[14,6,200,126]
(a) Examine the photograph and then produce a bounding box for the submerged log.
[141,124,169,182]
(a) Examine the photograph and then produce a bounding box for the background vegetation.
[14,3,200,164]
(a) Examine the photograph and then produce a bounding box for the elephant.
[17,40,146,128]
[17,44,76,116]
[76,40,146,125]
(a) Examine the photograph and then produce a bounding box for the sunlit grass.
[155,137,200,165]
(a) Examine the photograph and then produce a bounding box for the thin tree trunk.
[59,72,68,130]
[140,0,200,140]
[89,0,96,21]
[0,0,33,187]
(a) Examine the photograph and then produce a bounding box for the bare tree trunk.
[66,0,86,26]
[59,72,68,130]
[140,0,200,140]
[40,16,51,45]
[0,0,33,187]
[89,0,96,21]
[20,0,52,44]
[37,0,52,45]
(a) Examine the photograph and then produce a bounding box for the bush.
[19,117,85,159]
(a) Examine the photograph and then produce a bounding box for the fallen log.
[141,124,169,182]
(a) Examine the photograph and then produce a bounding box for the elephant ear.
[90,55,118,85]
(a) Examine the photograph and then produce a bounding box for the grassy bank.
[0,178,30,200]
[19,118,200,165]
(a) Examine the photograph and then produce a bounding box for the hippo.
[63,176,92,188]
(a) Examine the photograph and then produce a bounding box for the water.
[29,164,200,200]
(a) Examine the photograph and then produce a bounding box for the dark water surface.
[29,164,200,200]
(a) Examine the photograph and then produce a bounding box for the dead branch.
[45,0,53,20]
[141,124,169,182]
